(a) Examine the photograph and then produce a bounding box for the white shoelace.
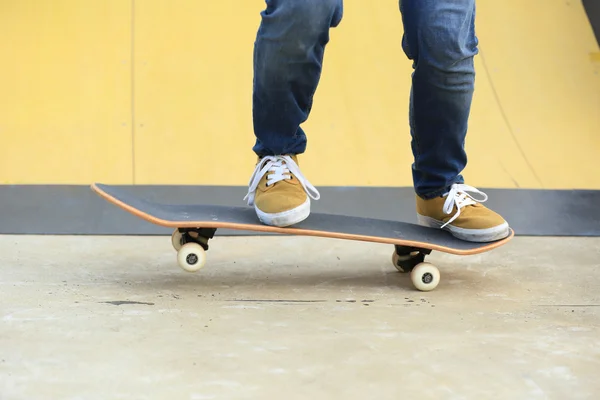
[441,183,488,228]
[243,155,320,206]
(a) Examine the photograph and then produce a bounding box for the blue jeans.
[252,0,478,199]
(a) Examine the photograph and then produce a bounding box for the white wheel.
[171,229,183,251]
[410,262,440,291]
[177,242,206,272]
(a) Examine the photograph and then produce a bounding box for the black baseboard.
[583,0,600,46]
[0,185,598,236]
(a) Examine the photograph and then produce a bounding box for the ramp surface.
[0,1,599,237]
[131,0,600,189]
[1,1,598,188]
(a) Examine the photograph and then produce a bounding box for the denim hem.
[416,178,464,200]
[253,150,303,158]
[416,188,449,200]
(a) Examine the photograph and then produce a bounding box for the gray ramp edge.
[0,185,598,236]
[583,0,600,46]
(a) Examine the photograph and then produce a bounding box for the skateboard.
[91,183,514,291]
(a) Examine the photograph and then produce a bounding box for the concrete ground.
[1,234,599,399]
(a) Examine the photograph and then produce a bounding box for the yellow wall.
[0,0,133,184]
[1,0,599,189]
[132,0,260,185]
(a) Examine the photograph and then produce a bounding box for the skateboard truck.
[171,228,217,272]
[392,245,440,291]
[175,228,217,250]
[392,245,432,272]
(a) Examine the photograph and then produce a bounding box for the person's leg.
[252,0,343,157]
[399,0,476,198]
[245,0,343,227]
[399,0,510,242]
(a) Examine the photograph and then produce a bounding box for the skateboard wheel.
[410,262,440,291]
[177,242,206,272]
[171,229,183,251]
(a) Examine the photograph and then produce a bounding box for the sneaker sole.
[417,214,510,243]
[255,198,311,227]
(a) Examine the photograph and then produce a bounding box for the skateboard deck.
[91,183,514,291]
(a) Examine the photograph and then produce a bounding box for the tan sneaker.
[416,183,510,242]
[244,155,320,227]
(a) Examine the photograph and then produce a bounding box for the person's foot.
[416,183,510,242]
[244,155,320,227]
